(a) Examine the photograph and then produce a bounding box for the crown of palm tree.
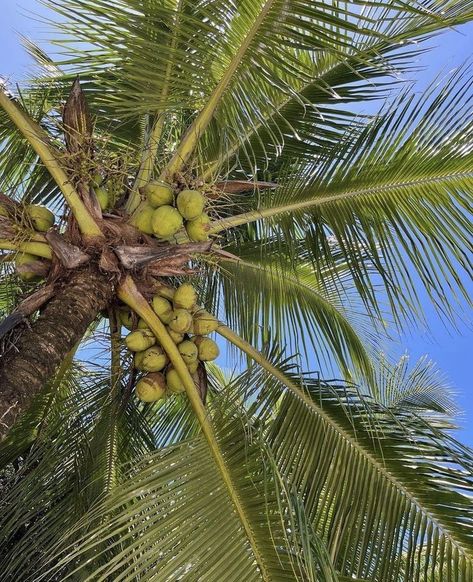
[0,1,472,580]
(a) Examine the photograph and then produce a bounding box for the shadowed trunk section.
[0,267,114,439]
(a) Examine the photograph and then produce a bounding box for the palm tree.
[0,0,472,579]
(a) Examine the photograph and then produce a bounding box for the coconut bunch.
[3,203,55,282]
[91,172,118,211]
[133,180,211,242]
[120,283,220,402]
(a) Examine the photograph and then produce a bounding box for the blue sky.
[2,2,473,442]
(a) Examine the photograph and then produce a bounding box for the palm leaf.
[211,68,473,324]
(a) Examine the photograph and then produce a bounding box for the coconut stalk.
[117,275,269,579]
[0,88,103,239]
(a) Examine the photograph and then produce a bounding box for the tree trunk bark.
[0,266,114,440]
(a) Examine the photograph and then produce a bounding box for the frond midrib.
[210,169,473,233]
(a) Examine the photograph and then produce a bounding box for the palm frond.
[211,67,473,325]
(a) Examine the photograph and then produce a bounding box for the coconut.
[187,361,199,374]
[137,318,150,330]
[142,180,174,207]
[156,285,175,301]
[192,310,219,335]
[26,205,55,232]
[151,206,183,239]
[185,212,211,241]
[152,296,173,324]
[15,253,45,282]
[140,346,168,372]
[176,189,205,220]
[125,329,156,352]
[95,187,109,211]
[168,309,192,333]
[167,327,184,344]
[134,350,146,371]
[193,336,220,361]
[173,283,197,310]
[166,368,186,394]
[136,372,167,402]
[131,204,155,235]
[118,308,134,330]
[178,340,198,364]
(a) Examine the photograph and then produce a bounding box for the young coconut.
[176,189,205,220]
[152,296,174,324]
[15,253,47,282]
[193,336,220,361]
[156,285,175,301]
[137,318,150,330]
[125,329,156,352]
[168,309,192,333]
[142,180,174,207]
[140,346,168,372]
[166,368,186,394]
[118,308,134,330]
[131,204,155,235]
[185,212,211,241]
[151,206,183,239]
[173,283,197,310]
[178,340,198,365]
[187,361,199,374]
[134,350,146,371]
[26,205,55,232]
[136,372,167,402]
[193,310,219,335]
[91,172,102,187]
[167,327,184,344]
[95,187,109,211]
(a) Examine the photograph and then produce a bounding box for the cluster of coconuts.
[91,173,114,211]
[1,204,55,282]
[120,283,220,403]
[132,181,211,241]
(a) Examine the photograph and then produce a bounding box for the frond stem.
[0,240,52,259]
[117,275,270,580]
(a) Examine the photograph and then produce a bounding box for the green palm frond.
[212,67,473,324]
[209,238,381,381]
[370,353,458,420]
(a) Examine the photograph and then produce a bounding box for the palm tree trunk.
[0,267,113,439]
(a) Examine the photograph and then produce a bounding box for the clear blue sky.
[2,2,472,443]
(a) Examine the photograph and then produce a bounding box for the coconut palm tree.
[0,0,472,580]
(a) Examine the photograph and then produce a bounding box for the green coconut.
[140,346,168,372]
[185,212,211,241]
[192,310,219,335]
[137,318,150,330]
[131,204,155,235]
[134,350,146,371]
[95,187,109,211]
[26,205,55,232]
[15,253,44,282]
[136,372,167,402]
[168,309,192,333]
[166,368,186,394]
[156,285,175,301]
[125,329,156,352]
[187,361,199,374]
[118,308,134,330]
[142,180,174,207]
[178,340,198,364]
[193,336,220,361]
[173,283,197,310]
[151,205,183,239]
[152,296,173,324]
[167,327,184,344]
[176,189,205,220]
